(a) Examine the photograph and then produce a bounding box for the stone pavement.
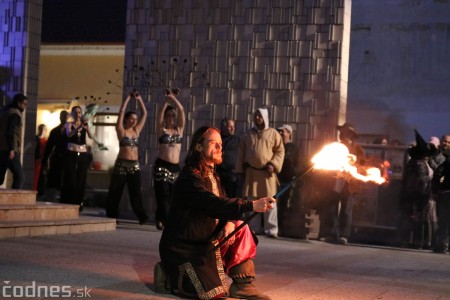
[0,218,449,300]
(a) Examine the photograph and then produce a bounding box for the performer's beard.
[205,151,223,166]
[214,156,223,165]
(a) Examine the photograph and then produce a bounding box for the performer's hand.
[8,150,14,160]
[129,89,139,98]
[266,163,274,174]
[165,91,177,102]
[253,197,276,213]
[218,221,236,245]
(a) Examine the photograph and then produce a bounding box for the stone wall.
[124,0,352,233]
[347,0,450,143]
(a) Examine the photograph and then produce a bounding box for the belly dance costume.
[154,132,182,229]
[106,136,148,224]
[60,126,89,206]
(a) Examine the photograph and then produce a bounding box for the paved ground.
[1,217,450,300]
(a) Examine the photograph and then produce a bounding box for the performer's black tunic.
[159,166,254,299]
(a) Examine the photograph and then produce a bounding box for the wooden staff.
[209,166,314,253]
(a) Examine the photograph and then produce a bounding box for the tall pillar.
[0,0,42,189]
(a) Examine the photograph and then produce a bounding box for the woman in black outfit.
[105,91,149,224]
[60,106,92,210]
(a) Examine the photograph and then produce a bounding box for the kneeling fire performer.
[158,126,274,300]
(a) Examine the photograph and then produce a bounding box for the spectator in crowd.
[0,93,28,189]
[105,91,149,224]
[153,89,185,230]
[319,122,366,245]
[277,124,299,236]
[33,124,48,196]
[424,135,450,249]
[42,110,69,201]
[60,106,93,210]
[432,133,450,254]
[398,130,437,249]
[157,126,274,300]
[389,139,403,146]
[373,135,388,145]
[217,117,240,198]
[235,108,284,238]
[429,135,450,171]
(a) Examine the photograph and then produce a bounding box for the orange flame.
[311,142,386,185]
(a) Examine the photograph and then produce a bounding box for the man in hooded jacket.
[235,108,285,237]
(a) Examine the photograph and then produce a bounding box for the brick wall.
[124,0,352,229]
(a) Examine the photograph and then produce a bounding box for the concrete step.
[0,190,117,239]
[0,216,116,238]
[0,201,79,222]
[0,189,37,205]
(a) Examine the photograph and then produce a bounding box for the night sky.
[41,0,127,43]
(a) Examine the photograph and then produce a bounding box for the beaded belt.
[112,159,140,175]
[154,167,179,183]
[67,143,87,153]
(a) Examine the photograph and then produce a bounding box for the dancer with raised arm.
[106,91,149,224]
[153,88,185,230]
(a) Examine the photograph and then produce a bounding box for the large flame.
[311,142,386,185]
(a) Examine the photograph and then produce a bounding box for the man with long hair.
[158,126,274,300]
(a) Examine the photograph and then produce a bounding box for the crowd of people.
[404,132,450,254]
[1,91,450,299]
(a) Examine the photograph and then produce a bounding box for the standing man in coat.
[235,108,285,238]
[319,123,365,245]
[42,110,69,201]
[217,117,240,198]
[277,124,299,236]
[0,93,28,189]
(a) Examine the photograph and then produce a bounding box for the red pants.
[220,221,257,274]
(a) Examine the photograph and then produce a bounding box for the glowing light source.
[311,142,386,185]
[36,110,64,134]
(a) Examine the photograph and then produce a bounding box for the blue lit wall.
[0,0,42,189]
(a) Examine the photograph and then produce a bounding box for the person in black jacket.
[42,110,69,201]
[157,126,274,300]
[217,117,240,198]
[0,93,28,189]
[318,123,366,245]
[398,130,438,249]
[277,124,299,235]
[432,134,450,254]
